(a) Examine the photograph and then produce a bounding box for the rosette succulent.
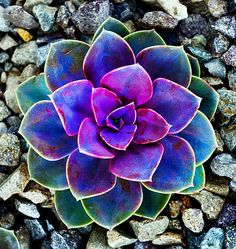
[16,17,219,229]
[0,228,20,249]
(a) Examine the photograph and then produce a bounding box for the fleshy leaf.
[28,148,68,190]
[144,135,195,193]
[82,178,142,229]
[188,76,219,120]
[101,64,153,106]
[110,143,164,181]
[144,78,201,134]
[187,54,201,77]
[135,187,171,219]
[19,101,77,161]
[92,87,122,126]
[50,80,93,136]
[0,228,20,249]
[124,30,165,56]
[84,30,135,87]
[178,111,217,166]
[133,108,171,144]
[78,117,114,159]
[16,73,51,115]
[180,164,205,194]
[55,189,93,229]
[67,149,116,200]
[100,125,137,150]
[137,46,191,87]
[45,40,90,92]
[92,17,130,42]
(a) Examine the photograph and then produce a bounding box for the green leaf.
[187,54,201,77]
[0,228,20,249]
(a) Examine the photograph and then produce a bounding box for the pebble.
[182,208,204,233]
[33,4,57,32]
[50,231,70,249]
[55,230,84,249]
[215,203,236,228]
[17,28,33,42]
[24,219,47,241]
[140,11,178,29]
[6,6,39,30]
[222,45,236,67]
[0,163,30,200]
[0,6,11,32]
[205,175,229,196]
[207,0,228,18]
[220,125,236,152]
[204,59,226,79]
[56,5,71,29]
[0,122,7,135]
[20,188,49,205]
[0,100,11,122]
[211,33,229,54]
[0,34,17,51]
[87,227,112,249]
[187,46,212,63]
[186,230,207,249]
[107,229,137,248]
[191,190,225,220]
[19,64,37,83]
[71,0,110,35]
[200,227,224,249]
[214,130,224,153]
[152,232,184,246]
[12,41,38,65]
[217,88,236,118]
[15,226,30,249]
[130,216,169,242]
[36,43,50,67]
[15,199,40,218]
[202,77,223,86]
[168,200,182,218]
[213,15,236,39]
[228,67,236,91]
[7,116,21,133]
[23,0,53,12]
[225,225,236,249]
[0,52,9,64]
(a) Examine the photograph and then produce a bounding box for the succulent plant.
[16,17,219,229]
[0,228,20,249]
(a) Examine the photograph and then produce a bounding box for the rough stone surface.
[200,227,224,249]
[23,0,53,11]
[225,225,236,249]
[152,232,184,246]
[207,0,227,18]
[107,229,137,248]
[204,59,226,79]
[50,231,70,249]
[0,100,11,122]
[129,216,169,242]
[220,125,236,152]
[205,175,229,196]
[87,227,112,249]
[0,6,11,32]
[228,67,236,91]
[222,45,236,67]
[187,46,212,63]
[24,219,47,241]
[15,199,40,218]
[212,33,229,54]
[19,188,49,204]
[202,77,223,86]
[217,88,236,118]
[57,230,84,249]
[15,226,30,249]
[213,15,236,39]
[0,52,9,63]
[0,122,7,135]
[182,209,204,233]
[215,203,236,228]
[214,130,224,153]
[0,34,17,51]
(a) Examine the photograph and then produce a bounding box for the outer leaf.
[16,73,51,115]
[0,228,20,249]
[55,189,93,229]
[82,178,143,229]
[178,111,217,166]
[188,76,219,120]
[92,17,130,42]
[187,54,201,77]
[45,40,90,92]
[180,164,205,194]
[28,148,68,190]
[124,30,165,56]
[135,187,171,219]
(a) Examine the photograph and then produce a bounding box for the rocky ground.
[0,0,236,248]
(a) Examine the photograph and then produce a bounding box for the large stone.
[222,45,236,67]
[205,175,229,196]
[182,209,204,233]
[217,88,236,118]
[200,227,224,249]
[107,229,137,248]
[213,15,236,39]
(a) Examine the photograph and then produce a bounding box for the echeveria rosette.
[16,17,218,230]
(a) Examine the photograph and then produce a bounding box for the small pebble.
[24,219,47,241]
[0,100,11,121]
[215,203,236,228]
[207,0,227,18]
[228,67,236,91]
[0,34,17,50]
[169,200,183,218]
[211,33,229,54]
[15,199,40,218]
[56,5,71,29]
[214,130,224,153]
[204,59,226,79]
[19,188,49,204]
[56,230,84,249]
[17,28,33,42]
[0,122,7,135]
[0,52,9,64]
[19,64,37,83]
[225,225,236,249]
[50,231,70,249]
[222,45,236,67]
[220,125,236,152]
[23,0,53,12]
[168,219,182,231]
[134,241,156,249]
[152,232,184,246]
[213,15,236,39]
[0,6,11,32]
[217,88,236,118]
[107,229,137,248]
[200,227,224,249]
[182,208,204,233]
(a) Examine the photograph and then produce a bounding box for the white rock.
[107,229,137,248]
[182,208,204,233]
[15,199,40,218]
[0,34,17,51]
[20,189,49,204]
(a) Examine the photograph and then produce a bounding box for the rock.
[0,207,15,229]
[56,230,84,249]
[207,0,227,18]
[56,5,71,29]
[217,88,236,118]
[212,33,229,54]
[36,44,50,67]
[0,122,7,135]
[191,190,225,220]
[124,20,136,32]
[134,241,156,249]
[0,52,9,64]
[51,231,69,249]
[15,199,40,218]
[225,225,236,249]
[168,200,183,218]
[24,0,53,12]
[24,219,47,241]
[7,116,21,133]
[210,153,236,180]
[130,217,169,242]
[113,1,134,22]
[0,163,30,200]
[182,208,204,233]
[0,6,11,32]
[107,229,137,248]
[202,77,223,86]
[220,125,236,152]
[178,14,207,38]
[33,4,57,32]
[19,188,49,204]
[140,11,178,29]
[0,101,11,122]
[191,34,207,48]
[0,34,17,51]
[12,41,38,65]
[213,15,236,39]
[204,59,226,79]
[168,219,182,230]
[214,130,224,153]
[1,71,7,84]
[215,203,236,228]
[205,175,229,196]
[200,227,224,249]
[0,0,12,8]
[15,226,30,249]
[187,46,212,63]
[17,28,33,42]
[19,64,37,83]
[222,45,236,67]
[186,229,207,249]
[6,6,39,29]
[87,227,112,249]
[152,232,184,246]
[228,67,236,91]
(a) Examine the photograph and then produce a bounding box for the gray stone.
[15,199,40,218]
[6,6,39,29]
[19,64,37,83]
[182,208,204,233]
[33,4,57,32]
[0,122,7,135]
[200,227,224,249]
[0,35,17,51]
[20,188,49,204]
[107,229,137,248]
[202,77,223,86]
[212,33,229,54]
[228,67,236,91]
[15,226,30,249]
[51,231,69,249]
[213,15,236,39]
[0,52,9,64]
[217,88,236,118]
[222,45,236,67]
[0,101,11,122]
[230,180,236,192]
[130,216,169,242]
[191,190,225,220]
[152,232,184,246]
[205,175,229,196]
[225,225,236,249]
[216,203,236,228]
[56,5,71,29]
[220,125,236,152]
[24,0,53,12]
[71,0,110,35]
[204,59,226,79]
[24,219,47,241]
[56,230,84,249]
[207,0,227,18]
[0,163,30,200]
[140,11,178,29]
[134,241,157,249]
[36,44,50,67]
[0,6,11,32]
[6,116,21,133]
[12,41,38,66]
[87,227,112,249]
[187,46,212,63]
